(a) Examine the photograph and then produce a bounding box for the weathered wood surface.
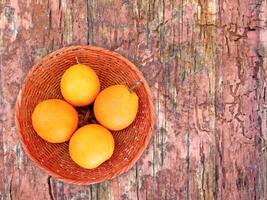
[0,0,267,199]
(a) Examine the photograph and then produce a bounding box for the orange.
[32,99,78,143]
[69,124,114,169]
[94,85,138,131]
[60,64,100,107]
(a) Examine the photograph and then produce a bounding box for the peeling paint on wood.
[0,0,266,199]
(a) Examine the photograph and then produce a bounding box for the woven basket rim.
[15,45,155,185]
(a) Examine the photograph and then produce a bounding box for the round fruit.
[69,124,115,169]
[60,64,100,107]
[94,85,138,131]
[32,99,78,143]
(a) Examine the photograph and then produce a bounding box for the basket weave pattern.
[15,46,154,184]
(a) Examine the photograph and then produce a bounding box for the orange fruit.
[32,99,78,143]
[94,85,138,131]
[60,63,100,107]
[69,124,114,169]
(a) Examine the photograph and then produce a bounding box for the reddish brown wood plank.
[216,0,264,199]
[259,1,267,199]
[0,0,52,199]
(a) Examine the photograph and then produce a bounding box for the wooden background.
[0,0,267,199]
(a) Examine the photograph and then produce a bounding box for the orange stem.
[129,80,142,92]
[75,56,80,64]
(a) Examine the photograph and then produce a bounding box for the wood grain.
[0,0,266,199]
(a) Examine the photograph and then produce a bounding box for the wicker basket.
[15,45,154,185]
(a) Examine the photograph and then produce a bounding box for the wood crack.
[200,142,206,200]
[9,175,13,200]
[47,176,55,200]
[136,165,140,200]
[87,0,94,45]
